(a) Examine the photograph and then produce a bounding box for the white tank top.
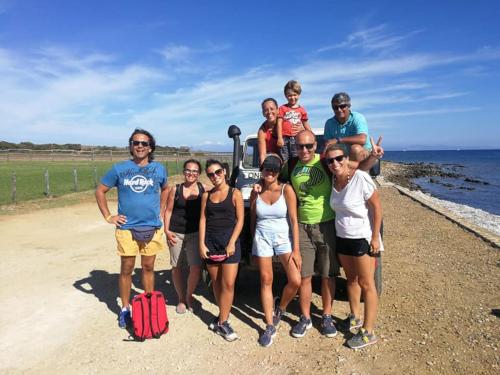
[255,184,289,232]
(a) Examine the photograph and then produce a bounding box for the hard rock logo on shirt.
[292,166,326,205]
[124,175,154,193]
[284,110,302,125]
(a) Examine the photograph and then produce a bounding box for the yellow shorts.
[115,228,166,257]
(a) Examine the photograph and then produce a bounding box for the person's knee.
[358,276,375,292]
[288,274,301,290]
[350,144,369,162]
[260,271,273,287]
[142,262,155,273]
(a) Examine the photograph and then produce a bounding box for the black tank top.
[205,188,236,234]
[169,182,204,234]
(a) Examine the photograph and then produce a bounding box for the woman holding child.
[325,143,383,349]
[199,159,244,342]
[250,153,302,347]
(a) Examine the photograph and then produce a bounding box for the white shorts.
[252,228,292,257]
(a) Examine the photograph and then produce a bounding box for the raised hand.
[370,136,384,159]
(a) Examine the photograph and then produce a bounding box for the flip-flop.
[176,303,187,314]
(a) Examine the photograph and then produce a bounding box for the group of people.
[95,82,384,351]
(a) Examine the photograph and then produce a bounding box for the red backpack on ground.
[131,291,169,341]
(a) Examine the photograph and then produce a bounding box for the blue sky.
[0,0,499,150]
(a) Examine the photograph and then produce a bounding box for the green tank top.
[289,154,335,224]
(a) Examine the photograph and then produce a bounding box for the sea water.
[384,149,500,235]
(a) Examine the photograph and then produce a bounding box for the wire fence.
[0,149,233,204]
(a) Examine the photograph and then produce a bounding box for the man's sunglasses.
[184,169,200,175]
[326,155,346,164]
[206,168,224,178]
[295,143,314,150]
[333,104,350,111]
[131,140,150,147]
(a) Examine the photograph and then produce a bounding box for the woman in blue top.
[250,154,302,347]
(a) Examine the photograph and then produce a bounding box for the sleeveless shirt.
[205,188,236,234]
[255,184,289,232]
[169,182,204,234]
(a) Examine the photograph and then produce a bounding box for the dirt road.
[0,184,498,374]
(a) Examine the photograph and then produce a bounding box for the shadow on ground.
[73,266,349,334]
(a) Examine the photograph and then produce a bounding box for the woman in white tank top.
[249,154,302,347]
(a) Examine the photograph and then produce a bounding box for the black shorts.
[204,229,241,265]
[336,237,370,257]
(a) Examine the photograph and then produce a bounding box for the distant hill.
[0,140,190,152]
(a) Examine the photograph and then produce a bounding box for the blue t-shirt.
[101,160,167,229]
[324,111,372,151]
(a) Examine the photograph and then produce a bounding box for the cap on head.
[331,92,351,105]
[261,153,283,171]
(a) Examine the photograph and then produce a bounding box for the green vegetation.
[0,160,180,205]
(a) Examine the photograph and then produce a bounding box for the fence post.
[93,166,98,188]
[176,151,180,175]
[110,150,113,161]
[44,169,50,197]
[7,150,9,162]
[73,168,78,192]
[11,171,16,203]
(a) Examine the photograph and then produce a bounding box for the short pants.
[115,228,165,257]
[298,219,339,278]
[168,231,203,267]
[336,237,370,257]
[252,228,291,257]
[204,229,241,265]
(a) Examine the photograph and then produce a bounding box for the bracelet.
[105,214,113,222]
[336,137,341,143]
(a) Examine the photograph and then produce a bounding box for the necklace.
[334,168,350,190]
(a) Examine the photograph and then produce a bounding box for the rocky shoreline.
[381,160,489,191]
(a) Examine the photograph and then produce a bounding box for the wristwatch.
[335,137,342,143]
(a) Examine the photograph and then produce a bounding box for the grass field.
[0,160,181,205]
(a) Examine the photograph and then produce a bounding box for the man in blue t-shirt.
[95,128,168,329]
[324,92,372,162]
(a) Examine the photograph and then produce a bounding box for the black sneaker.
[321,314,337,337]
[272,297,284,327]
[216,320,239,342]
[291,315,312,338]
[258,324,277,347]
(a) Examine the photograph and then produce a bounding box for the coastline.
[381,161,500,246]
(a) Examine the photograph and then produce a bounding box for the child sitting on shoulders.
[277,80,312,161]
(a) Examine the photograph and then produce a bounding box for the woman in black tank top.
[164,159,207,314]
[199,159,244,341]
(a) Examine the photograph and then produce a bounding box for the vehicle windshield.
[242,134,325,169]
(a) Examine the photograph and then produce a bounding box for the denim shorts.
[252,228,292,257]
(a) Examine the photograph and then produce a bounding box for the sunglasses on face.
[333,104,350,111]
[326,155,346,164]
[184,169,200,175]
[206,168,224,179]
[263,167,280,174]
[131,140,150,147]
[295,143,314,151]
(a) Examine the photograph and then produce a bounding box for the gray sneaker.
[347,328,378,350]
[216,320,239,342]
[258,324,276,347]
[343,313,363,333]
[321,314,338,337]
[291,315,312,338]
[272,297,284,327]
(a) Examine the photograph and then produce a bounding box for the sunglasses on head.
[295,143,314,151]
[184,169,200,175]
[131,140,150,147]
[326,155,346,164]
[206,168,224,178]
[333,103,350,111]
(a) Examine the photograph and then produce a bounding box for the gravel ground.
[0,167,498,374]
